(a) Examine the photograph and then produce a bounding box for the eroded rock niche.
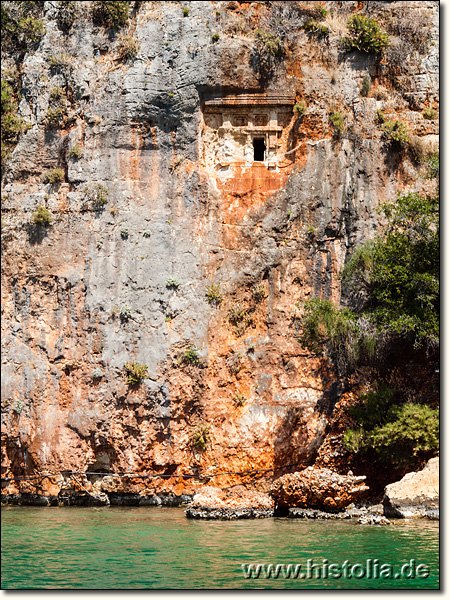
[200,91,296,195]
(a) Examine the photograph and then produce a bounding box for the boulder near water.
[185,485,274,519]
[271,467,369,512]
[383,457,439,518]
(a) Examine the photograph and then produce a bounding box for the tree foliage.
[298,156,439,468]
[302,158,438,363]
[299,298,379,374]
[342,157,439,349]
[344,385,439,467]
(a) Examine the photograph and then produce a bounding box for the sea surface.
[1,505,439,589]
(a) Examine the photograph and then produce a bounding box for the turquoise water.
[1,506,439,589]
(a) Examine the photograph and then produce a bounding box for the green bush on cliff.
[304,155,439,357]
[1,1,46,53]
[46,104,66,128]
[67,145,83,159]
[1,79,29,165]
[228,303,254,337]
[83,183,109,209]
[255,29,285,57]
[298,153,438,365]
[190,422,210,450]
[48,52,74,73]
[32,205,52,226]
[299,299,378,374]
[46,86,67,128]
[341,182,439,348]
[329,112,345,137]
[380,119,409,148]
[166,277,180,289]
[422,107,437,121]
[293,101,306,116]
[123,361,149,385]
[304,20,329,38]
[342,15,390,54]
[369,403,439,465]
[42,168,64,184]
[205,283,223,306]
[233,393,246,407]
[93,1,130,29]
[179,346,200,365]
[120,304,132,321]
[56,1,78,31]
[344,385,439,466]
[252,282,266,302]
[375,109,409,148]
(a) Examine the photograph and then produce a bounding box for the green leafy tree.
[370,403,439,466]
[344,385,439,467]
[299,156,439,469]
[342,156,439,348]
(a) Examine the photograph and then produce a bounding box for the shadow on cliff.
[272,376,342,478]
[25,223,51,245]
[381,142,405,173]
[1,437,40,489]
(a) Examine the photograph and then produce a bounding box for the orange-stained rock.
[271,467,369,511]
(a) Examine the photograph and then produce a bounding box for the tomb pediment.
[203,92,296,107]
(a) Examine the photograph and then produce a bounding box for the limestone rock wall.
[1,1,439,498]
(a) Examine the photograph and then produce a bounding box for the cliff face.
[1,1,439,500]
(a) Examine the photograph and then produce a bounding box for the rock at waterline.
[383,457,439,519]
[185,485,274,519]
[271,466,369,511]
